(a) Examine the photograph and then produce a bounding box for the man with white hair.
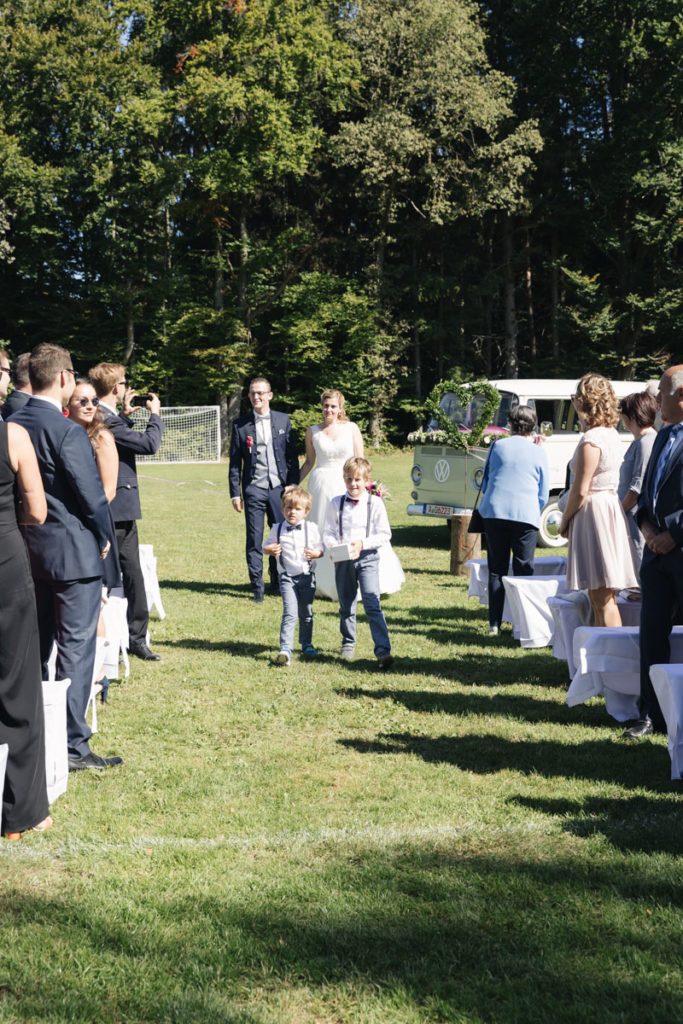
[624,365,683,739]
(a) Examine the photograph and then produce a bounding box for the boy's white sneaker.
[276,650,291,666]
[340,644,355,661]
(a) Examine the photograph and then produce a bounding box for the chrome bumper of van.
[406,503,473,518]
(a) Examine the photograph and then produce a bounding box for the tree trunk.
[123,283,135,363]
[413,241,421,399]
[551,231,560,360]
[502,215,518,378]
[525,227,536,361]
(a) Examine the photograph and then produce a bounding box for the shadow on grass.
[162,637,273,657]
[2,846,682,1022]
[338,730,672,791]
[335,685,598,727]
[509,794,683,856]
[390,523,450,549]
[160,578,253,597]
[340,651,569,689]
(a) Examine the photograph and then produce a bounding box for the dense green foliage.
[0,0,680,443]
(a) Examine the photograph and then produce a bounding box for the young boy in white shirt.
[322,456,394,669]
[263,486,322,665]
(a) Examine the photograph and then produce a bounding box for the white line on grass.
[1,819,550,860]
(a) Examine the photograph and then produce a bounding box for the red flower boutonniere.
[246,435,254,452]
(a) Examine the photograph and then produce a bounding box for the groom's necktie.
[651,423,683,508]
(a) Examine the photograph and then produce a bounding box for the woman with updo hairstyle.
[618,390,658,568]
[478,404,549,635]
[559,373,638,624]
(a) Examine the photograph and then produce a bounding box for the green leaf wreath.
[423,378,501,451]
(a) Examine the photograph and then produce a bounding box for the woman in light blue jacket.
[479,406,549,635]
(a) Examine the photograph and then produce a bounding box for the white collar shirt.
[322,491,391,553]
[264,520,322,576]
[31,394,63,413]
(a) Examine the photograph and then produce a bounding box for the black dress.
[0,422,49,832]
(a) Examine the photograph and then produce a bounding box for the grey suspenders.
[276,521,311,573]
[338,495,372,541]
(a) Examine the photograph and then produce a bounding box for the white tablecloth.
[550,592,642,676]
[650,664,683,780]
[501,575,569,648]
[567,626,683,722]
[466,555,567,629]
[466,555,567,604]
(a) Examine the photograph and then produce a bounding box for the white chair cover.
[42,678,71,804]
[138,544,166,619]
[0,743,8,833]
[101,591,130,679]
[501,574,568,648]
[650,664,683,780]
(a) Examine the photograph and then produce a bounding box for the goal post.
[131,406,222,464]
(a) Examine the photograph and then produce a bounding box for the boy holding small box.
[322,456,394,669]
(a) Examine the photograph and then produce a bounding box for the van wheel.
[538,499,565,548]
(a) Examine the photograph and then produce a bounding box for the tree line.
[0,0,680,446]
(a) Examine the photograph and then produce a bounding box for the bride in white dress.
[299,389,405,600]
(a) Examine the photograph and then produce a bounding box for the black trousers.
[115,520,148,645]
[639,548,683,725]
[483,518,538,629]
[243,483,283,594]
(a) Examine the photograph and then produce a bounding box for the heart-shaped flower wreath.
[423,378,501,452]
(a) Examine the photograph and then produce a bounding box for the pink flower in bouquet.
[366,480,390,500]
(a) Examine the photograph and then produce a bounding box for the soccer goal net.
[131,406,221,464]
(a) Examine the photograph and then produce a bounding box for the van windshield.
[436,390,511,430]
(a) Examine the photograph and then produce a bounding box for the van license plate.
[425,504,457,516]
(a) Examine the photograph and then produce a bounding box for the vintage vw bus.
[407,378,647,547]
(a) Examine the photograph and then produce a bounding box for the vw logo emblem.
[434,459,450,483]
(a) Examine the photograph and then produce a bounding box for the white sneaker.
[276,650,291,666]
[488,626,499,636]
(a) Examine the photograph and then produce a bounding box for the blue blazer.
[10,397,112,582]
[637,424,683,552]
[228,409,299,498]
[479,435,550,528]
[101,406,164,521]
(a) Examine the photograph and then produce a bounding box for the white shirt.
[322,492,391,553]
[254,412,272,445]
[263,519,322,576]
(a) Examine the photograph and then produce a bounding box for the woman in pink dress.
[559,373,638,626]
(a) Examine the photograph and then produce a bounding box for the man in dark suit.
[0,349,11,406]
[0,352,32,418]
[229,377,299,601]
[10,343,122,771]
[90,362,164,661]
[625,365,683,739]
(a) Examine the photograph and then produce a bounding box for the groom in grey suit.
[10,344,123,771]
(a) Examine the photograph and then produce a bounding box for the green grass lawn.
[1,452,682,1023]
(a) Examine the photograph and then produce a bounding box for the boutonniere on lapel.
[246,434,254,453]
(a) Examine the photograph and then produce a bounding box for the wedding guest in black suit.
[624,365,683,740]
[9,344,122,772]
[90,363,164,661]
[229,377,299,601]
[1,352,32,419]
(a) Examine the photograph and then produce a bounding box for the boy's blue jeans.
[279,571,315,652]
[334,549,391,657]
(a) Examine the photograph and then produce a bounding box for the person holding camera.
[89,362,164,661]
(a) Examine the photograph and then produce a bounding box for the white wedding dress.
[307,422,405,600]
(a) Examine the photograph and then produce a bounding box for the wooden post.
[450,514,481,575]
